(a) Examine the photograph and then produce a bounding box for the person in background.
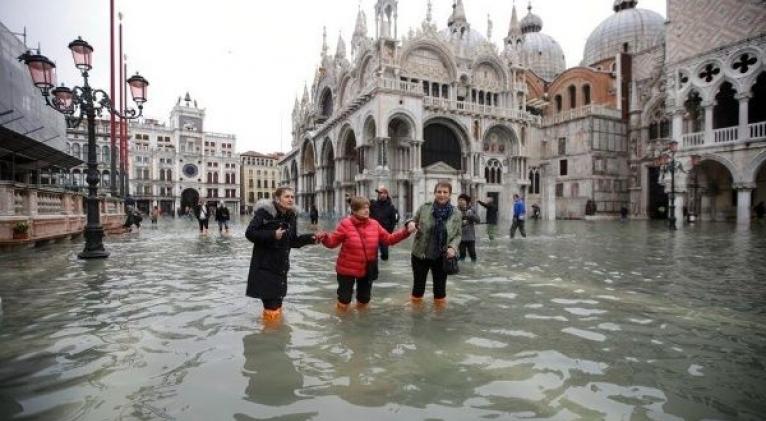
[510,194,527,239]
[321,196,415,311]
[245,187,322,324]
[531,203,541,220]
[477,196,498,241]
[620,205,629,222]
[409,182,462,308]
[457,194,480,262]
[309,204,319,225]
[754,201,765,220]
[369,185,399,261]
[216,201,231,234]
[151,206,160,225]
[194,199,210,235]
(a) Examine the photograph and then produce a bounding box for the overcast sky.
[1,0,665,154]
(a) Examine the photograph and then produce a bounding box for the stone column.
[734,182,755,225]
[703,101,715,145]
[736,93,751,141]
[0,183,14,216]
[672,109,683,145]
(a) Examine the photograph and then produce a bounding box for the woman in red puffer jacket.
[320,196,417,310]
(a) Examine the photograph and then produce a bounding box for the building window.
[571,182,579,197]
[559,159,568,176]
[555,95,562,113]
[583,84,591,105]
[558,137,566,156]
[555,183,564,197]
[568,85,577,109]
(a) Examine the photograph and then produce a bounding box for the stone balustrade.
[681,122,766,149]
[541,104,622,126]
[0,181,126,247]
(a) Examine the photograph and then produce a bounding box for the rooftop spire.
[509,1,520,36]
[487,14,493,39]
[426,0,433,24]
[321,26,328,58]
[335,31,346,59]
[354,4,367,36]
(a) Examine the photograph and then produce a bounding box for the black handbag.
[354,225,379,280]
[442,251,459,275]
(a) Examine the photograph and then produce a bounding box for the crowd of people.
[244,183,529,324]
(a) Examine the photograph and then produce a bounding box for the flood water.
[0,217,765,420]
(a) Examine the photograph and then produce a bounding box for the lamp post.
[656,140,699,231]
[19,37,149,259]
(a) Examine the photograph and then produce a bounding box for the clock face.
[183,163,198,178]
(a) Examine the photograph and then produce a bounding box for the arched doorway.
[339,127,359,209]
[713,81,738,129]
[684,90,704,134]
[750,72,766,126]
[301,141,316,212]
[689,159,736,221]
[752,155,766,219]
[422,121,462,170]
[181,188,200,216]
[321,138,335,213]
[290,160,298,191]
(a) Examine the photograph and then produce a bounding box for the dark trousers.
[379,244,389,261]
[458,241,476,261]
[198,219,209,231]
[510,217,526,238]
[411,255,447,299]
[310,216,318,224]
[337,274,372,304]
[262,298,283,310]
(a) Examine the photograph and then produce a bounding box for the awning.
[0,125,83,169]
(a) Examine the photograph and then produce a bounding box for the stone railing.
[682,132,705,148]
[750,121,766,140]
[423,96,542,125]
[542,104,622,126]
[0,181,126,245]
[681,122,766,149]
[378,78,422,94]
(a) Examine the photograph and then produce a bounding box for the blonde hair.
[350,196,370,212]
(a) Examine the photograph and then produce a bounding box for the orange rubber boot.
[262,308,283,328]
[356,302,369,311]
[336,301,350,313]
[433,297,447,310]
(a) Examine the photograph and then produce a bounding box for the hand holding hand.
[314,231,327,243]
[275,227,286,240]
[446,247,456,258]
[406,221,417,233]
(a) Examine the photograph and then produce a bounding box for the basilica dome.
[582,0,665,67]
[439,27,488,50]
[518,6,566,81]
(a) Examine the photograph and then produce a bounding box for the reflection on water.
[0,217,765,420]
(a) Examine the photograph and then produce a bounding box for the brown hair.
[350,196,370,212]
[434,181,452,194]
[274,187,294,198]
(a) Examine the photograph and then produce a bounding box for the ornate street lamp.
[657,140,698,231]
[19,37,149,259]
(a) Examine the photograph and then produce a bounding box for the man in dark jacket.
[369,185,399,261]
[215,202,231,233]
[245,187,321,323]
[477,197,498,240]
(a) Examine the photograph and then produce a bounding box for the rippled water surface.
[1,217,765,420]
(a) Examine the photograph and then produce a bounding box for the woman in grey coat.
[457,194,480,262]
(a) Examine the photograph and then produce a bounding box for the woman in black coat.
[245,187,319,322]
